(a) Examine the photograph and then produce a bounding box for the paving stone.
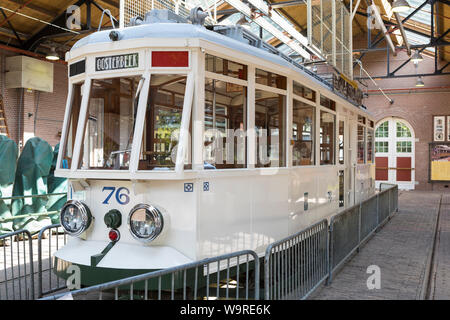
[429,195,450,300]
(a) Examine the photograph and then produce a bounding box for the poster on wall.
[430,143,450,181]
[433,116,446,142]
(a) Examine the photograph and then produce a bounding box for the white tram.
[54,9,376,286]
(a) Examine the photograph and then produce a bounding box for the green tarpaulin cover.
[0,135,18,235]
[12,137,53,233]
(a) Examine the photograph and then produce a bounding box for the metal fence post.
[396,186,399,212]
[376,193,380,228]
[254,257,260,300]
[27,231,35,300]
[327,221,333,285]
[357,202,362,252]
[37,228,43,299]
[388,188,392,217]
[264,251,270,300]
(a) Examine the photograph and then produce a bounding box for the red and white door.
[375,117,415,190]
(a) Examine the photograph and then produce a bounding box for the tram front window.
[139,74,190,170]
[79,76,142,170]
[61,82,83,169]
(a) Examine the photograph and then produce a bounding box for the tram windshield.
[138,74,190,170]
[78,76,143,170]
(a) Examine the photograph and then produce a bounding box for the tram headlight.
[128,204,164,243]
[60,200,92,237]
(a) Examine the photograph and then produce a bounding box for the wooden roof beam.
[95,0,120,9]
[6,0,58,18]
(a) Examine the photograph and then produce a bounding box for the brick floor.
[311,191,442,300]
[429,194,450,300]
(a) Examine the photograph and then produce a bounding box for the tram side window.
[61,82,83,169]
[293,81,316,103]
[320,111,335,165]
[204,79,247,169]
[339,120,345,165]
[255,69,287,90]
[205,54,248,80]
[357,125,366,164]
[367,129,374,164]
[139,75,191,170]
[320,95,336,111]
[78,77,142,170]
[255,90,286,168]
[292,100,314,166]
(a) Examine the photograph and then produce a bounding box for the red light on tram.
[109,229,120,242]
[152,51,189,67]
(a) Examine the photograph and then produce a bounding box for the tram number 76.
[102,187,131,205]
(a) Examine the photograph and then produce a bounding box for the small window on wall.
[357,125,366,164]
[204,79,247,169]
[367,129,374,164]
[293,81,316,103]
[320,111,335,165]
[375,141,388,153]
[339,120,345,165]
[255,90,286,167]
[375,121,388,138]
[255,69,287,90]
[397,141,412,153]
[139,75,191,170]
[205,54,248,80]
[61,82,84,169]
[396,122,412,137]
[320,95,336,111]
[292,100,314,166]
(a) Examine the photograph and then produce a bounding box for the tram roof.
[71,21,369,114]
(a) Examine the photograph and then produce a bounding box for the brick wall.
[355,39,450,191]
[0,49,68,149]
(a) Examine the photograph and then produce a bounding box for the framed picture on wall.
[448,116,450,141]
[433,116,446,142]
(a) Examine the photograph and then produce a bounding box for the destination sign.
[95,53,139,72]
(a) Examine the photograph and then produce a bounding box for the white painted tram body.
[54,10,375,285]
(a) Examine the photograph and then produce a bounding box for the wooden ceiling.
[0,0,119,56]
